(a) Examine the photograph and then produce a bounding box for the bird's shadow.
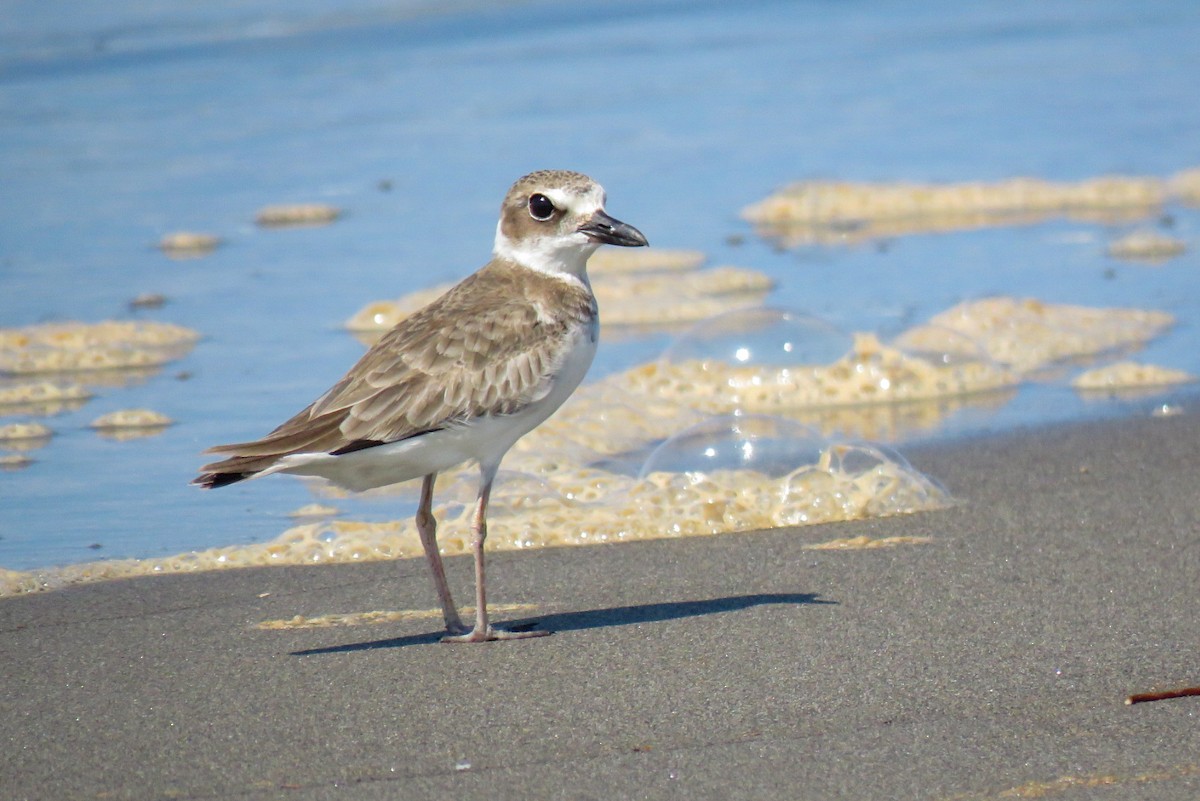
[292,592,833,655]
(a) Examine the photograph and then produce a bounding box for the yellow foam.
[0,422,53,442]
[158,231,220,257]
[743,173,1183,244]
[0,320,199,375]
[0,382,91,410]
[0,440,950,597]
[90,409,173,429]
[992,763,1200,799]
[603,333,1016,419]
[0,320,198,351]
[803,535,933,550]
[345,266,773,332]
[255,203,341,227]
[1171,167,1200,204]
[0,453,34,471]
[0,292,1179,597]
[588,247,706,274]
[898,297,1173,373]
[288,503,341,518]
[90,409,174,440]
[1106,229,1187,261]
[1072,361,1194,391]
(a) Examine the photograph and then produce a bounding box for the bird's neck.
[493,226,597,289]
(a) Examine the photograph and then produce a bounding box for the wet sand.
[3,408,1199,800]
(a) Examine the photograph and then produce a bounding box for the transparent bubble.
[890,324,996,368]
[777,465,844,526]
[824,442,910,475]
[549,467,636,506]
[442,470,568,512]
[560,397,659,455]
[638,414,827,481]
[826,442,950,515]
[662,308,853,368]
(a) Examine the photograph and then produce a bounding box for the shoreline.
[2,387,1194,596]
[4,404,1198,798]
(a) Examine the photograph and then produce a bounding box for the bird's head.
[494,170,648,279]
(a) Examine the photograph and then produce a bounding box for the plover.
[194,170,647,643]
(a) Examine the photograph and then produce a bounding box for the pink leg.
[442,467,548,643]
[415,473,466,636]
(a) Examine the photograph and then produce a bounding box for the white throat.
[493,222,599,283]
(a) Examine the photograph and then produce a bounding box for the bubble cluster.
[662,308,852,367]
[0,299,970,596]
[609,331,1015,417]
[0,421,950,597]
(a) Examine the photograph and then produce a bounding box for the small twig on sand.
[1125,686,1200,705]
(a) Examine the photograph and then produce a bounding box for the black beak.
[578,209,648,248]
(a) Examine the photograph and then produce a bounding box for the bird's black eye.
[527,193,556,221]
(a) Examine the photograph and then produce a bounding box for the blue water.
[2,0,1199,571]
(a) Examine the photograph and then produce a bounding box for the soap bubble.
[662,307,852,368]
[890,324,995,368]
[775,441,952,524]
[823,441,909,475]
[824,442,950,516]
[443,470,567,510]
[638,414,826,481]
[777,465,850,525]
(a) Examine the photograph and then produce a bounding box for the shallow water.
[2,0,1200,571]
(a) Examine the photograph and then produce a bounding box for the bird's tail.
[192,412,346,489]
[192,469,255,489]
[192,450,289,489]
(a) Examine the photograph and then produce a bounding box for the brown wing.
[195,263,595,482]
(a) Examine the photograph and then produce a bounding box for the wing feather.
[197,262,596,478]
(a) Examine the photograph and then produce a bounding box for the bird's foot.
[441,625,550,643]
[443,621,470,638]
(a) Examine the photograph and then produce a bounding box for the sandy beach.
[4,3,1200,798]
[4,404,1198,800]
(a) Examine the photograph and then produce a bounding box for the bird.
[194,170,648,643]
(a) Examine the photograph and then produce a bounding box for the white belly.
[269,327,597,492]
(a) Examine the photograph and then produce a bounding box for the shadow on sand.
[292,592,834,655]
